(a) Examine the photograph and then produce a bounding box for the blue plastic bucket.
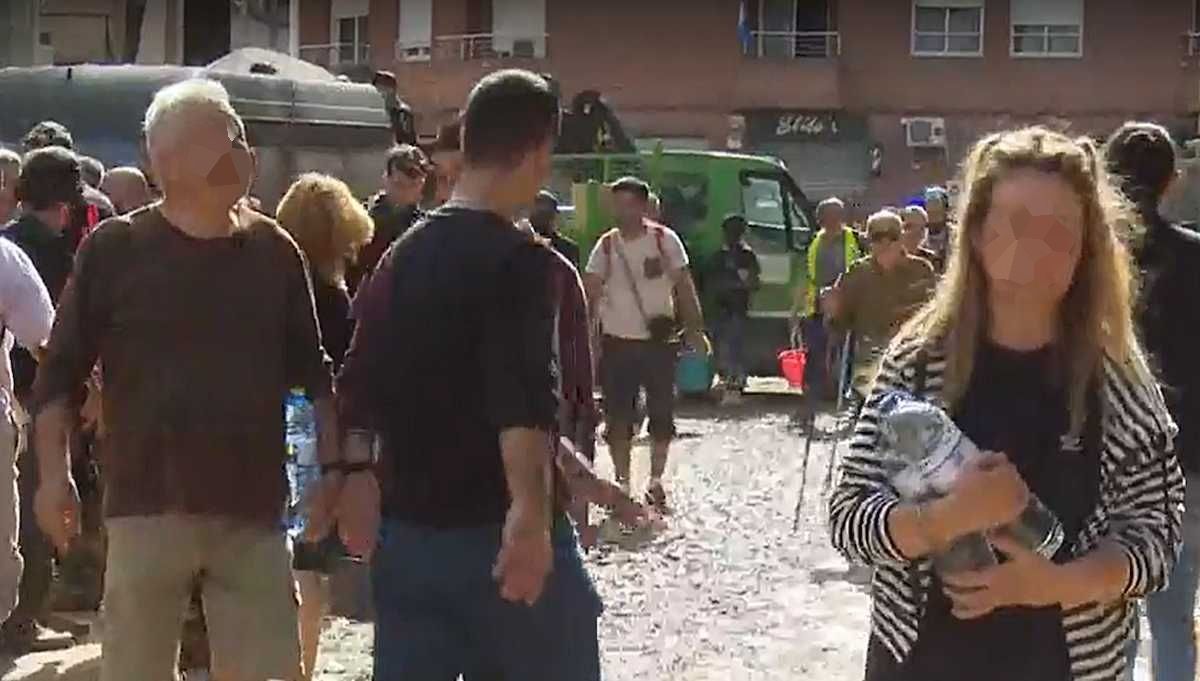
[676,350,714,395]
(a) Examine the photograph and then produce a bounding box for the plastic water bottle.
[876,391,1065,573]
[284,388,318,540]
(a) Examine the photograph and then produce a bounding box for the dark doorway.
[182,0,231,66]
[796,0,832,33]
[795,0,833,57]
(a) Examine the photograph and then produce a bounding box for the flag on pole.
[738,1,753,54]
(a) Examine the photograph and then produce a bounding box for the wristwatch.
[320,429,378,475]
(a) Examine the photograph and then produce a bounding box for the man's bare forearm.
[555,444,608,504]
[500,427,551,519]
[582,274,604,312]
[313,396,341,466]
[34,399,73,484]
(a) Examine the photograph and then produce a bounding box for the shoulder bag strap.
[612,235,654,331]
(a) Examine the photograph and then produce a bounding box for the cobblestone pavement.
[313,395,1169,681]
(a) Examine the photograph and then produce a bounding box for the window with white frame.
[492,0,548,58]
[332,0,370,64]
[912,0,983,57]
[1011,0,1083,57]
[398,0,433,62]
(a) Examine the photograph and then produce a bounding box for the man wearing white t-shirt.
[0,237,53,625]
[583,177,706,509]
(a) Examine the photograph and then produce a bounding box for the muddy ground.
[311,394,1169,680]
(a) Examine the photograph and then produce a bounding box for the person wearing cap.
[349,144,429,294]
[923,186,955,273]
[0,145,86,653]
[824,209,935,400]
[899,205,938,266]
[529,190,580,268]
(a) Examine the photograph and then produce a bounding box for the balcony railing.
[298,42,371,68]
[430,33,549,61]
[745,31,840,59]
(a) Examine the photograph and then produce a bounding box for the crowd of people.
[0,65,1191,681]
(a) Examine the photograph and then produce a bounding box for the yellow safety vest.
[803,227,861,316]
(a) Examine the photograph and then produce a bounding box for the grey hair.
[816,196,845,216]
[143,79,244,153]
[867,209,903,231]
[901,205,928,221]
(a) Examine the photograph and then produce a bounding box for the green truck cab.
[551,148,817,374]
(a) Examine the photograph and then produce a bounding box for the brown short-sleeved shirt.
[33,204,332,527]
[833,254,935,353]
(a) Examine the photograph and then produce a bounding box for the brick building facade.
[297,0,1200,212]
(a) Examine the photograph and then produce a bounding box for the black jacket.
[1137,215,1200,472]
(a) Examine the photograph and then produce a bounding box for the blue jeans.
[713,310,748,387]
[1126,472,1200,681]
[372,515,603,681]
[1145,472,1200,681]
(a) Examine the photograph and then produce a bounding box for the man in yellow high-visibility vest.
[790,197,861,401]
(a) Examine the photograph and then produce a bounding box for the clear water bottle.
[877,391,1065,573]
[284,388,318,540]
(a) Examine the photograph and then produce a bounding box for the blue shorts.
[372,516,603,681]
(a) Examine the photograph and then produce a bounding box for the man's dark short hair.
[610,176,651,202]
[462,70,559,168]
[385,144,430,177]
[535,189,558,208]
[22,121,74,152]
[16,146,83,210]
[722,214,748,231]
[79,155,105,187]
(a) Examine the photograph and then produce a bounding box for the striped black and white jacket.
[828,338,1184,681]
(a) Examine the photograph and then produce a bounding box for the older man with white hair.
[791,196,861,402]
[30,79,341,681]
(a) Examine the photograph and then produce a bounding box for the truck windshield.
[741,175,787,229]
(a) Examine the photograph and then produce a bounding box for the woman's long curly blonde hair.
[893,126,1142,436]
[276,173,374,287]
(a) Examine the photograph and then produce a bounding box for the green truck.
[551,147,817,375]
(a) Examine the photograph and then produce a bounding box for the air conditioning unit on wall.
[903,117,947,147]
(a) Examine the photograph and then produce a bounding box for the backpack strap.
[600,229,619,282]
[653,224,667,260]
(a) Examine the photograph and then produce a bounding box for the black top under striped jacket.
[828,338,1184,681]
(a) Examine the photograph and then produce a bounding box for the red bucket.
[778,348,807,388]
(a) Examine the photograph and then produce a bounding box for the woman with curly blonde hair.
[275,172,373,681]
[277,173,375,366]
[830,127,1184,681]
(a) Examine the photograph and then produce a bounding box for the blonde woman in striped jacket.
[829,127,1184,681]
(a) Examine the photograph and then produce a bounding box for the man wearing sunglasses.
[824,209,935,400]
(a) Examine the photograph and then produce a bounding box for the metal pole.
[288,0,299,57]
